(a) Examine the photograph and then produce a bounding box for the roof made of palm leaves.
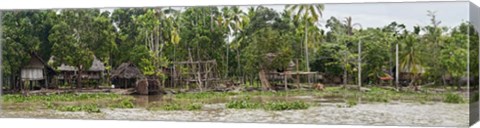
[48,55,105,72]
[400,64,426,74]
[111,62,144,79]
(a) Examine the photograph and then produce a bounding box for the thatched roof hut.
[111,62,144,88]
[400,64,426,74]
[21,52,56,81]
[89,56,105,72]
[111,62,144,79]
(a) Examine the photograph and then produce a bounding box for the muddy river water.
[0,94,470,127]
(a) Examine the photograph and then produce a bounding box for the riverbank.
[0,102,469,127]
[0,86,471,127]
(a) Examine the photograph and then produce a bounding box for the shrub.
[346,99,357,107]
[226,100,261,109]
[186,104,203,111]
[263,101,310,111]
[56,104,101,113]
[364,95,389,103]
[160,103,182,111]
[444,93,464,104]
[110,99,135,109]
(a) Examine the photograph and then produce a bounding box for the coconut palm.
[219,6,247,78]
[286,4,324,72]
[343,16,362,36]
[399,28,424,89]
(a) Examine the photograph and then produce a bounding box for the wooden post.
[188,48,203,91]
[296,59,300,88]
[44,68,48,89]
[284,72,288,91]
[204,62,208,89]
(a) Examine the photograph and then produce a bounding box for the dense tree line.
[1,5,478,90]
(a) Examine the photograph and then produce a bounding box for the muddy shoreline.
[0,102,469,127]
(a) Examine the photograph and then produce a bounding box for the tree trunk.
[304,19,310,72]
[22,80,29,96]
[456,77,462,91]
[67,73,73,90]
[237,49,243,84]
[77,69,82,90]
[226,43,229,78]
[296,59,300,87]
[409,74,418,91]
[442,75,447,86]
[259,69,271,91]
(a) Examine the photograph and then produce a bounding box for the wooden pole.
[358,40,362,89]
[44,68,48,89]
[284,72,288,91]
[296,59,300,88]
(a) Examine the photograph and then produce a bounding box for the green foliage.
[151,102,202,111]
[243,27,294,73]
[444,93,464,104]
[56,104,101,113]
[346,99,358,107]
[226,97,309,110]
[1,11,55,76]
[263,101,310,111]
[3,93,121,103]
[159,103,182,111]
[226,99,262,109]
[186,103,203,111]
[109,99,135,109]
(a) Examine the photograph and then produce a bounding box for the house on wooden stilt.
[20,52,56,90]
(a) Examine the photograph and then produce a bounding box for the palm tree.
[400,28,424,90]
[286,4,325,72]
[343,16,362,36]
[219,6,247,78]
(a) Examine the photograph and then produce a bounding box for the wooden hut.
[111,62,145,88]
[82,56,106,80]
[392,64,426,86]
[20,52,56,90]
[49,55,106,87]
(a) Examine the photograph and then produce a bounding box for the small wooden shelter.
[49,55,106,86]
[20,52,56,90]
[111,62,145,88]
[392,64,426,86]
[83,56,106,80]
